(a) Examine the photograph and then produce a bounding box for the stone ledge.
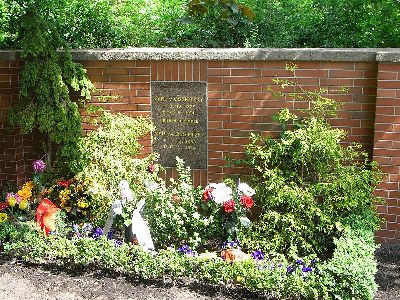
[376,50,400,63]
[71,48,380,62]
[1,48,399,62]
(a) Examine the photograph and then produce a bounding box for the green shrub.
[237,66,382,258]
[144,157,223,248]
[76,112,154,226]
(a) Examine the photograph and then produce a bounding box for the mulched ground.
[0,243,398,300]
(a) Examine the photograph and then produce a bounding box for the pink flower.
[32,160,46,172]
[203,188,213,202]
[223,200,235,213]
[148,163,155,173]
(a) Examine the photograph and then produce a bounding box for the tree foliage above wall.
[7,0,94,175]
[0,0,399,49]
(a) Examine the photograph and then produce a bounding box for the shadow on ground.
[375,243,400,300]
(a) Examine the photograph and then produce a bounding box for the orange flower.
[221,249,250,263]
[36,198,60,235]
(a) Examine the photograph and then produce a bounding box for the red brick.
[193,62,200,81]
[319,78,354,86]
[224,77,254,84]
[261,69,291,77]
[230,84,261,92]
[376,89,397,98]
[178,62,185,81]
[208,76,223,83]
[378,71,398,80]
[379,81,400,89]
[185,62,193,81]
[208,68,230,76]
[379,64,400,72]
[223,61,255,68]
[329,70,363,78]
[109,61,135,68]
[200,62,207,81]
[151,62,157,81]
[321,62,355,70]
[254,61,286,69]
[223,122,255,130]
[208,61,223,68]
[231,69,260,76]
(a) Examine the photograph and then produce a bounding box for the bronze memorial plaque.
[151,82,207,169]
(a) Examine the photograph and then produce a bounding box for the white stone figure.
[103,180,134,237]
[127,199,155,251]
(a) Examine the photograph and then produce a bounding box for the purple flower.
[251,250,265,261]
[93,227,103,239]
[302,266,313,273]
[113,239,123,247]
[222,240,240,249]
[287,265,295,273]
[178,245,195,256]
[32,160,46,172]
[296,259,304,265]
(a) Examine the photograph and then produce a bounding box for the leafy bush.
[7,1,94,176]
[237,66,382,258]
[75,112,153,226]
[144,157,222,248]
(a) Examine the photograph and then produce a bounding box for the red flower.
[203,188,213,202]
[36,198,60,235]
[148,163,155,173]
[240,195,254,209]
[57,180,71,188]
[223,199,235,213]
[0,202,8,211]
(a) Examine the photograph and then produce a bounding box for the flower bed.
[0,69,382,299]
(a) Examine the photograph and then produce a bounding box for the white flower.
[238,182,255,196]
[119,180,130,191]
[211,183,232,204]
[143,179,158,192]
[192,212,200,219]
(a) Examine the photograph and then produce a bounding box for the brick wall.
[374,63,400,243]
[0,48,399,242]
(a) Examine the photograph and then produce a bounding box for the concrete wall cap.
[70,48,381,62]
[1,48,399,62]
[376,50,400,63]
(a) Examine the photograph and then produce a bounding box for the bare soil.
[0,243,398,300]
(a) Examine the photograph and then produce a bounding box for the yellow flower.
[18,188,32,201]
[7,196,16,207]
[19,199,29,210]
[24,181,34,190]
[0,213,7,223]
[77,200,89,209]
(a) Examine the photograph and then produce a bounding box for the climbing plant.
[7,1,93,176]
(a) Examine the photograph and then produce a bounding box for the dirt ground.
[0,243,398,300]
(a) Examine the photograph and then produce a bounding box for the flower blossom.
[206,183,232,204]
[238,182,255,197]
[223,199,235,213]
[240,195,254,209]
[32,160,46,173]
[0,212,7,223]
[251,250,265,261]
